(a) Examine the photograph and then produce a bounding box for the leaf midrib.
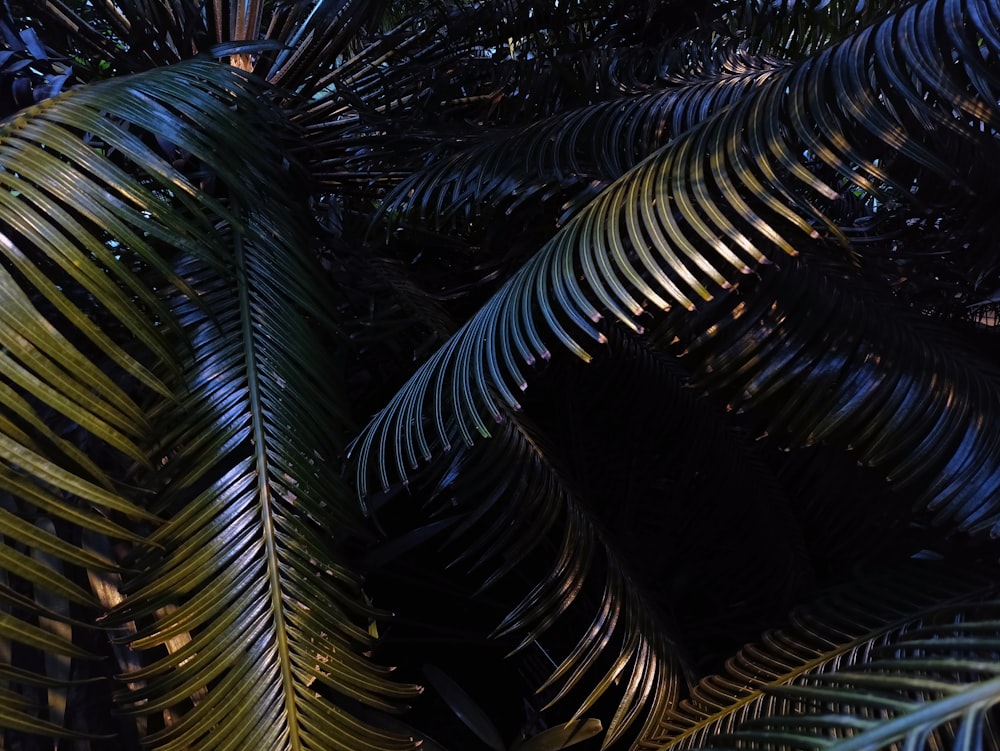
[235,233,302,750]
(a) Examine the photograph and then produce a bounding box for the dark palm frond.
[462,0,759,95]
[291,12,470,199]
[299,10,459,127]
[647,564,1000,750]
[363,0,697,118]
[363,324,817,747]
[0,16,79,116]
[319,0,896,155]
[349,0,1000,517]
[299,0,758,196]
[252,0,390,95]
[372,46,788,241]
[966,300,1000,330]
[816,196,1000,327]
[681,595,1000,751]
[26,0,387,94]
[723,0,902,57]
[417,413,685,749]
[26,0,204,73]
[661,258,1000,536]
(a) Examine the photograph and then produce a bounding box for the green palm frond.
[678,593,1000,751]
[350,0,1000,512]
[112,213,419,750]
[0,56,284,738]
[649,565,1000,750]
[0,56,418,748]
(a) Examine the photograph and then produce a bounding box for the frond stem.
[234,230,302,749]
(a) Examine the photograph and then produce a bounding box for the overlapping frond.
[0,59,281,737]
[0,55,419,748]
[648,565,1000,750]
[676,591,1000,751]
[28,0,385,94]
[299,1,767,198]
[723,0,903,57]
[664,259,1000,535]
[112,210,420,749]
[5,0,1000,748]
[350,0,1000,537]
[374,47,788,237]
[423,415,683,749]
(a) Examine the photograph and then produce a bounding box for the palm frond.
[350,0,1000,526]
[29,0,386,92]
[679,593,1000,751]
[649,564,1000,750]
[660,258,1000,535]
[363,325,821,746]
[298,1,772,199]
[420,414,684,749]
[0,61,278,737]
[723,0,902,57]
[0,55,420,747]
[372,46,788,240]
[109,193,420,750]
[0,17,79,116]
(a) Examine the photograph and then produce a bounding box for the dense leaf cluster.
[0,1,998,750]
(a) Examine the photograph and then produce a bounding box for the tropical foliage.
[0,0,999,749]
